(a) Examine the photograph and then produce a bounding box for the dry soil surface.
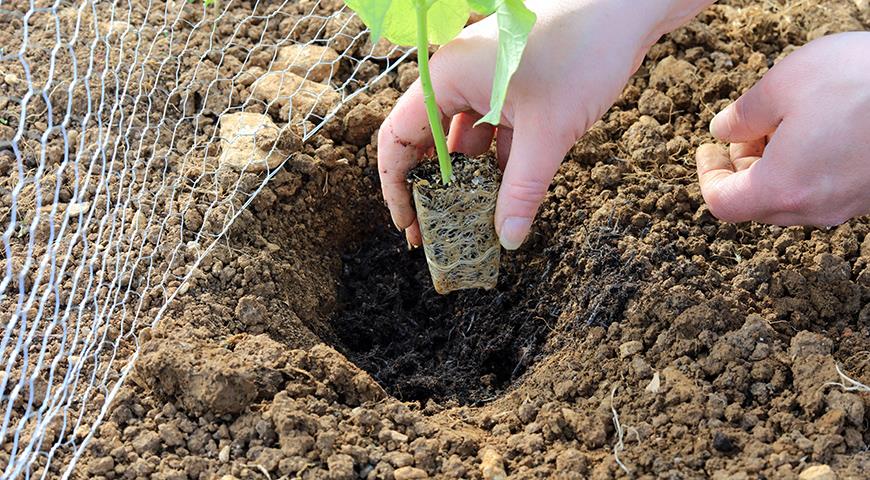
[2,0,869,479]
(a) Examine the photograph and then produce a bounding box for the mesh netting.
[0,0,408,477]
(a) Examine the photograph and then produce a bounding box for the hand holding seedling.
[378,0,713,249]
[346,0,542,291]
[696,32,870,226]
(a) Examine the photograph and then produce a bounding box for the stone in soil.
[271,44,340,83]
[218,112,286,172]
[250,71,340,121]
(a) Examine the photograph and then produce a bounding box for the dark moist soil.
[329,226,548,405]
[5,0,868,479]
[407,152,499,191]
[330,152,638,405]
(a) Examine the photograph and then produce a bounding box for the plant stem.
[414,3,452,184]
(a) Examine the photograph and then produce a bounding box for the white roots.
[824,364,870,393]
[610,385,639,476]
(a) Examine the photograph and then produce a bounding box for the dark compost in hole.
[328,226,552,405]
[327,214,645,405]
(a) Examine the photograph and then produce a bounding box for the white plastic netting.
[0,0,408,477]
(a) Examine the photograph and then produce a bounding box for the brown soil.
[1,0,869,479]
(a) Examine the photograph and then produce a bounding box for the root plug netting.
[411,154,501,294]
[0,1,408,477]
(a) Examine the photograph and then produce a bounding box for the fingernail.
[499,217,532,251]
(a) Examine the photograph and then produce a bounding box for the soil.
[1,0,868,479]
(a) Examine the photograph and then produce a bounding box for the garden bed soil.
[1,0,868,479]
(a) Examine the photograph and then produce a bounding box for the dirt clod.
[271,44,340,82]
[800,464,837,480]
[219,113,286,172]
[713,432,737,453]
[480,447,507,480]
[393,466,429,480]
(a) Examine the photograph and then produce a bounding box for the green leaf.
[425,0,471,45]
[345,0,470,47]
[476,0,535,126]
[345,0,536,128]
[345,0,393,43]
[378,0,417,46]
[467,0,497,15]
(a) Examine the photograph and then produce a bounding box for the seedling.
[345,0,536,184]
[345,0,537,293]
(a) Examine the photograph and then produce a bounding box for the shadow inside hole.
[328,226,551,405]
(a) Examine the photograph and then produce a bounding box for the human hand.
[379,0,712,250]
[697,32,870,226]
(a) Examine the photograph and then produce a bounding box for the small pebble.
[799,465,836,480]
[480,447,507,480]
[67,202,90,216]
[712,432,736,453]
[394,466,428,480]
[618,340,643,359]
[644,372,661,393]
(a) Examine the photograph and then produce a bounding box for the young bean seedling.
[346,0,536,293]
[345,0,536,184]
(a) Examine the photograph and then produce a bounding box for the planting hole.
[328,227,553,405]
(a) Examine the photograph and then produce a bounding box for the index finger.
[377,67,473,231]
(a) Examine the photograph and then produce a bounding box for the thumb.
[710,77,783,143]
[495,120,571,250]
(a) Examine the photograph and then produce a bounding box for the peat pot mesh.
[412,156,501,294]
[0,1,407,477]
